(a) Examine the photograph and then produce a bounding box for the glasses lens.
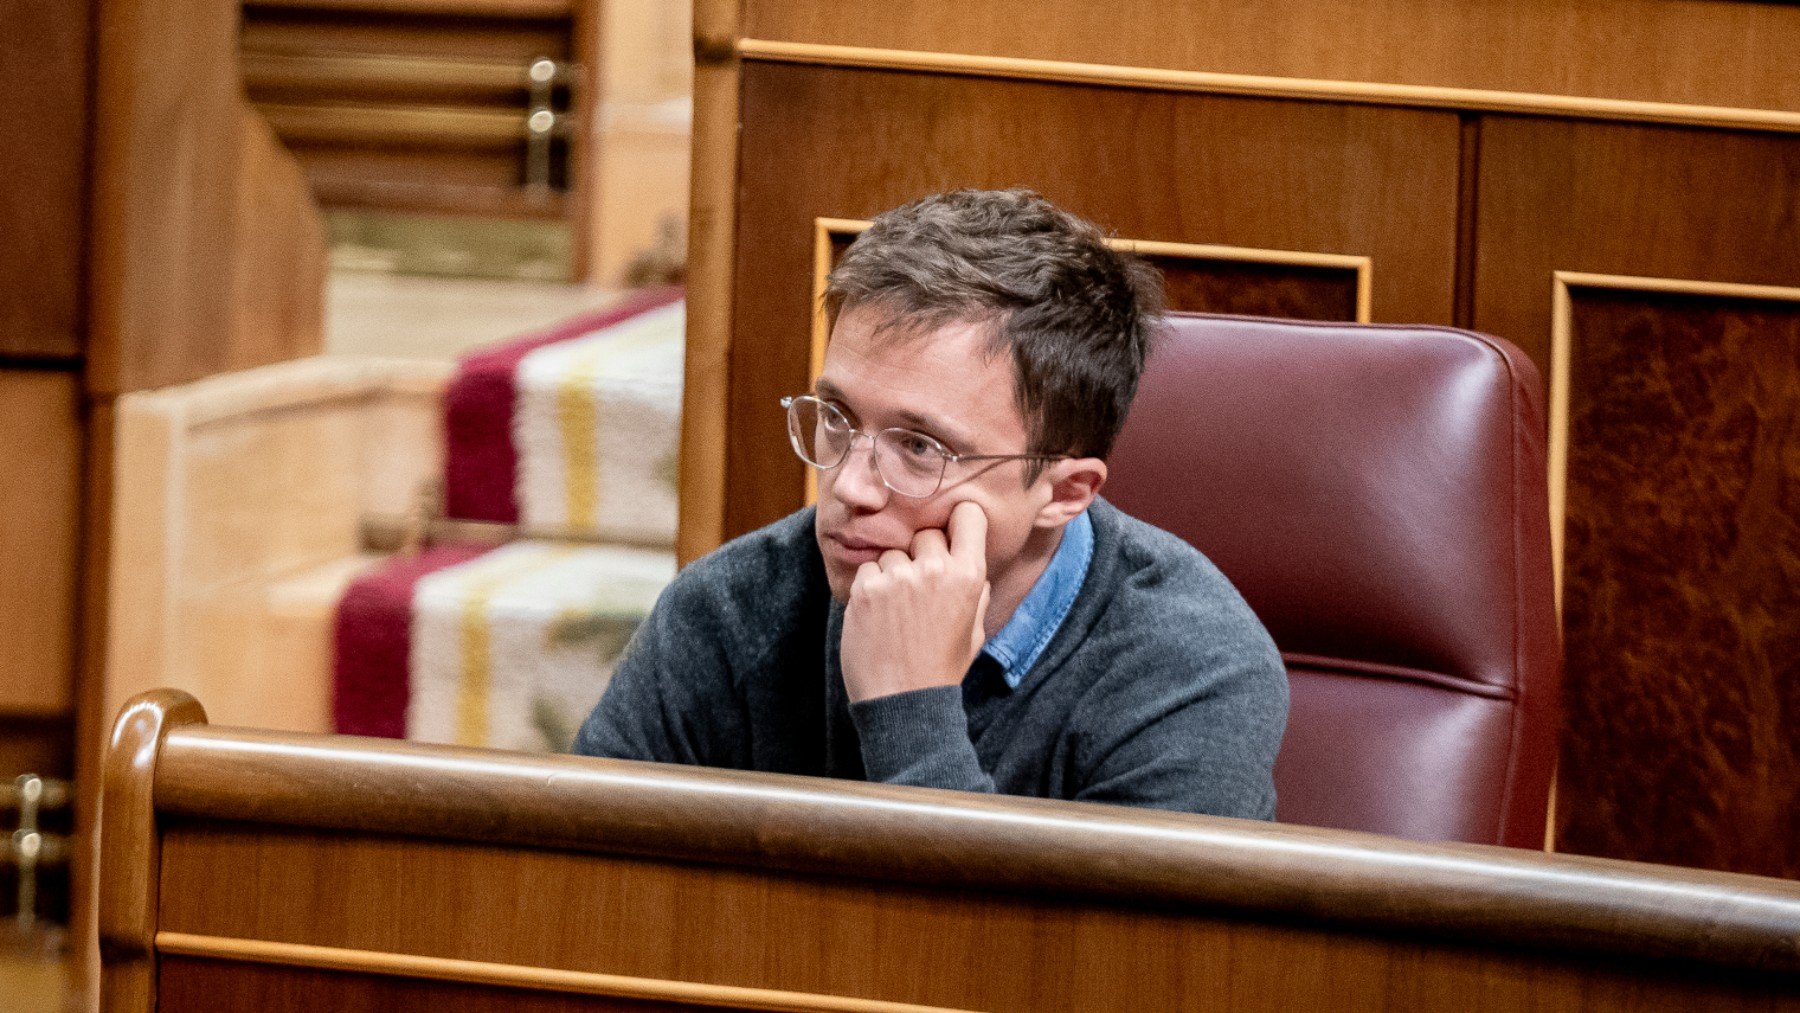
[788,397,851,468]
[874,429,948,498]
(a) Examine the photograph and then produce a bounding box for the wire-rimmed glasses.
[782,394,1069,499]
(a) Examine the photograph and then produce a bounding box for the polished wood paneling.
[155,826,1800,1011]
[157,935,964,1012]
[0,371,82,717]
[159,958,713,1012]
[1556,286,1800,880]
[723,61,1459,538]
[0,0,90,359]
[744,0,1800,115]
[1472,118,1800,368]
[1473,119,1800,875]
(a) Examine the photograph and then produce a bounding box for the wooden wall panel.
[0,371,82,717]
[0,0,91,359]
[160,959,701,1012]
[155,824,1800,1011]
[744,0,1800,114]
[727,61,1460,537]
[1473,118,1800,876]
[1556,286,1800,879]
[1472,118,1800,367]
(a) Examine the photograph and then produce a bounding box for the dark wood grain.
[1148,256,1359,321]
[1557,288,1800,880]
[0,0,91,358]
[727,61,1460,538]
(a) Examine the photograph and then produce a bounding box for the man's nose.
[829,434,890,509]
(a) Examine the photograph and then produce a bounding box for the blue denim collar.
[979,509,1094,689]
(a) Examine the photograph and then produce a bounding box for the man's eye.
[896,433,940,458]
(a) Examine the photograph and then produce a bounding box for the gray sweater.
[573,498,1288,818]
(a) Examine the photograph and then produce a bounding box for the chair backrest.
[1105,313,1561,848]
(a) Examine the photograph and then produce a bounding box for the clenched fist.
[840,501,992,704]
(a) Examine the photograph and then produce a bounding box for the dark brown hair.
[823,189,1163,477]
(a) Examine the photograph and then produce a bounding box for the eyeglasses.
[781,394,1069,499]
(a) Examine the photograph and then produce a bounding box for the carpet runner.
[334,290,683,750]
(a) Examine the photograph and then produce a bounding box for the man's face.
[811,303,1056,601]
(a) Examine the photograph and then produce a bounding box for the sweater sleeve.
[1072,621,1288,819]
[848,686,996,793]
[571,574,748,768]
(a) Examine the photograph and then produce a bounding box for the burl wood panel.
[1557,290,1800,880]
[0,0,91,358]
[0,371,82,716]
[157,825,1799,1011]
[1473,118,1800,370]
[1148,256,1359,322]
[159,958,727,1012]
[745,0,1800,114]
[730,61,1459,538]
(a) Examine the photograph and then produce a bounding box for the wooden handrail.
[116,693,1800,976]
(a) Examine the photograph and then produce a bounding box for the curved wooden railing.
[100,690,1800,1010]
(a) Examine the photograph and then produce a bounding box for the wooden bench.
[100,689,1800,1010]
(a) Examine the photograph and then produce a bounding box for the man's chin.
[822,560,854,602]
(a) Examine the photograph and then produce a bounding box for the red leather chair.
[1105,313,1561,849]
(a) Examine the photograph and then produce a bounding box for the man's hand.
[840,501,992,704]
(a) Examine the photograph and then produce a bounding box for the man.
[575,189,1287,818]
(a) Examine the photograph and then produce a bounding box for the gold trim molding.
[156,932,975,1013]
[741,40,1800,136]
[1547,271,1800,604]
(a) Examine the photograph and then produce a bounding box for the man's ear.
[1035,457,1106,528]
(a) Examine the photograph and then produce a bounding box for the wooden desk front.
[101,691,1800,1011]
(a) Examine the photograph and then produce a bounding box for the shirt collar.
[979,509,1094,689]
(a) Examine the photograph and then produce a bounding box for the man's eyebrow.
[811,379,971,447]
